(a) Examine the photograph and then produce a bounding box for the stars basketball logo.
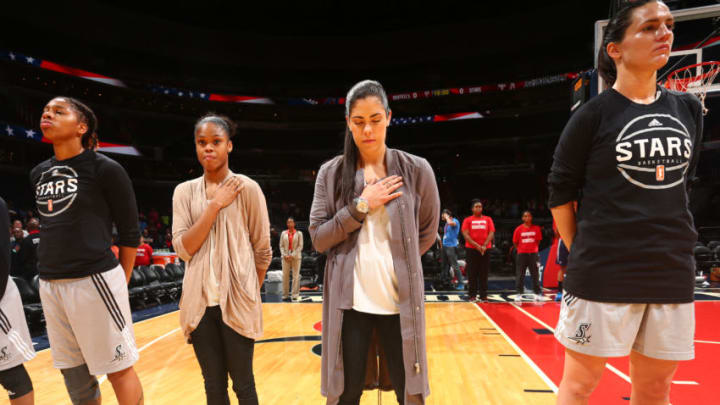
[35,166,79,217]
[568,323,592,345]
[0,346,9,362]
[112,345,127,362]
[614,113,692,190]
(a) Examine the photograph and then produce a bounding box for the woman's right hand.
[211,176,243,209]
[360,175,403,210]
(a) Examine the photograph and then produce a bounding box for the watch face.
[356,199,369,213]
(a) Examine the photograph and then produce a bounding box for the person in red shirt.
[135,236,153,267]
[512,211,543,299]
[461,199,495,302]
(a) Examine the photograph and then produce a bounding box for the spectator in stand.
[148,208,159,226]
[135,236,153,267]
[138,212,147,232]
[141,228,154,247]
[162,228,173,251]
[441,209,464,290]
[280,217,303,302]
[461,199,495,302]
[512,211,543,300]
[10,220,28,244]
[10,228,24,277]
[149,227,162,249]
[19,218,40,281]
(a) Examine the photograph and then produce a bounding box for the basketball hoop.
[663,61,720,115]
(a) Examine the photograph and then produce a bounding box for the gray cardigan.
[309,148,440,405]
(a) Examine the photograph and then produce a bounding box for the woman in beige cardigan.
[172,114,271,405]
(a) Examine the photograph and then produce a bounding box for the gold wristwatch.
[354,197,369,214]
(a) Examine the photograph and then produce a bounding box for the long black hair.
[335,80,391,204]
[59,97,98,150]
[598,0,658,86]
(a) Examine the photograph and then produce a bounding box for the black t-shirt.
[548,86,702,303]
[30,150,140,279]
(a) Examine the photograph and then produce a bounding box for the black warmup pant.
[441,245,463,284]
[339,309,406,405]
[466,249,490,299]
[190,306,258,405]
[515,252,541,294]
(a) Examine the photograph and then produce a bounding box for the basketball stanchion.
[662,61,720,115]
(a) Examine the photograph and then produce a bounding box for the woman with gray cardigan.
[309,80,440,405]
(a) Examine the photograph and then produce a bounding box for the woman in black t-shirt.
[548,2,701,404]
[33,97,143,405]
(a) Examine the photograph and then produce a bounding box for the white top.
[353,205,399,315]
[204,202,220,307]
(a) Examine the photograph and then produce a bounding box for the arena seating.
[12,276,45,335]
[127,263,185,310]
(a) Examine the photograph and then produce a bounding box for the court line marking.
[98,326,181,386]
[509,303,633,384]
[472,303,559,393]
[671,381,699,385]
[694,339,720,344]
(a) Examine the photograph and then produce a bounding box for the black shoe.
[282,297,292,302]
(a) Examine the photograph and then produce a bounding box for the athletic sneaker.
[514,295,522,303]
[469,297,478,303]
[555,291,562,302]
[455,283,465,291]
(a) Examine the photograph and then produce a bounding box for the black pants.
[441,245,463,284]
[515,253,541,294]
[190,306,258,405]
[466,249,490,299]
[339,309,406,405]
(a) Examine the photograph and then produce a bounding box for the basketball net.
[662,61,720,115]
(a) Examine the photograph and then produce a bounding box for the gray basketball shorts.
[555,291,695,361]
[0,277,36,371]
[39,265,139,375]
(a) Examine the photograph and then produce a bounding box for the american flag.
[391,112,483,126]
[1,121,42,141]
[1,121,141,156]
[0,50,127,87]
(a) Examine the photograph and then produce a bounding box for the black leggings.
[190,306,258,405]
[339,309,406,405]
[515,253,541,294]
[0,364,32,400]
[466,249,490,299]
